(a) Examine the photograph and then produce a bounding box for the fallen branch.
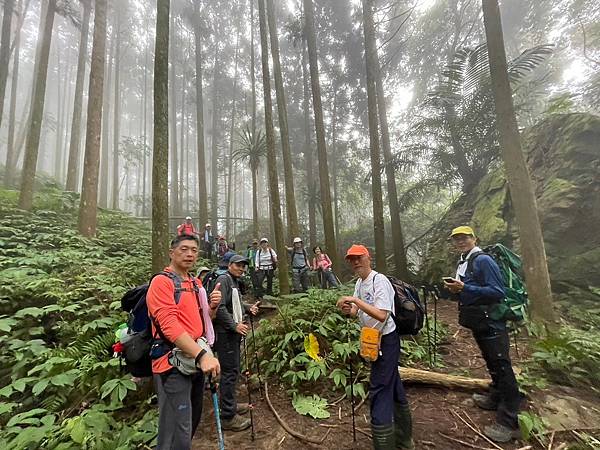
[356,427,373,439]
[353,397,366,414]
[451,410,503,450]
[400,367,490,391]
[439,432,492,450]
[330,393,346,405]
[264,381,326,445]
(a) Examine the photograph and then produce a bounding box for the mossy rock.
[420,113,600,303]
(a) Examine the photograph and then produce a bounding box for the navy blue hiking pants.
[369,331,408,426]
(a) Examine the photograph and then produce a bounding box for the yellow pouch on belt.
[359,327,382,362]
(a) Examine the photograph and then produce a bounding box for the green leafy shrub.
[0,186,156,449]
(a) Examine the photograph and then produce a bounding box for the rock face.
[419,113,600,303]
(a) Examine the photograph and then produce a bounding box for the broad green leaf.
[32,379,50,396]
[292,394,330,419]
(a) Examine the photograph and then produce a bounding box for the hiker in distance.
[201,223,215,260]
[311,245,339,289]
[177,216,199,237]
[287,237,310,293]
[213,254,261,432]
[146,234,221,450]
[444,226,521,443]
[337,244,414,450]
[254,237,277,299]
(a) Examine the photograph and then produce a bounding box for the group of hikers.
[142,224,522,449]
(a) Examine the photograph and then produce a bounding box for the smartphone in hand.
[442,277,457,283]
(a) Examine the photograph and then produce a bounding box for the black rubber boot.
[371,423,396,450]
[394,403,415,450]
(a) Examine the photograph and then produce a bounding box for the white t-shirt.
[353,270,396,335]
[256,248,277,269]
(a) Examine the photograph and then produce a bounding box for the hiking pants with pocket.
[319,269,339,289]
[154,369,205,450]
[292,268,309,292]
[255,269,274,297]
[473,326,520,429]
[369,331,408,426]
[213,331,242,421]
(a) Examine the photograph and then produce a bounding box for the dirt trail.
[192,301,597,449]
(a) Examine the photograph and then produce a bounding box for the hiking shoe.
[236,402,250,415]
[472,393,498,411]
[483,423,521,443]
[221,414,251,432]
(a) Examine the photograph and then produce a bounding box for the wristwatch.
[195,349,207,368]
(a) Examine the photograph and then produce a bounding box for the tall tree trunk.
[258,0,289,294]
[142,16,149,216]
[169,10,178,215]
[482,0,555,326]
[210,46,219,234]
[99,23,114,208]
[366,0,409,278]
[17,0,55,210]
[226,24,241,239]
[53,40,62,181]
[65,0,91,191]
[301,37,316,249]
[0,0,14,131]
[4,0,21,187]
[266,0,299,240]
[250,0,256,138]
[111,6,121,210]
[361,0,387,272]
[302,0,338,268]
[77,0,107,236]
[330,89,339,242]
[193,1,208,231]
[179,67,186,212]
[152,0,170,273]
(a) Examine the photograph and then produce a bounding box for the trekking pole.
[421,286,432,367]
[242,336,256,441]
[249,314,264,399]
[209,375,225,450]
[346,319,357,442]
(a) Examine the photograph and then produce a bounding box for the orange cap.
[345,244,370,258]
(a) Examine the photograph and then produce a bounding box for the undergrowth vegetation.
[0,187,156,449]
[247,288,447,417]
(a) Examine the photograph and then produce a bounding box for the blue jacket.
[457,254,505,307]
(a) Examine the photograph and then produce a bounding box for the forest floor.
[192,301,600,450]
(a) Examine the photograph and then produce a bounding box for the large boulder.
[419,113,600,303]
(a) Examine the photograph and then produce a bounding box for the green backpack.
[466,244,528,323]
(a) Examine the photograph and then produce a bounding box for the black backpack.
[119,271,200,377]
[374,274,425,336]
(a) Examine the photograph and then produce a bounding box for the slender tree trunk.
[77,0,107,236]
[361,0,387,272]
[366,0,409,278]
[0,0,14,131]
[4,0,21,187]
[226,25,241,239]
[266,0,299,240]
[302,0,338,268]
[258,0,289,294]
[330,89,339,242]
[301,37,316,249]
[99,23,113,208]
[250,0,256,138]
[152,0,170,273]
[210,46,219,234]
[482,0,555,326]
[65,0,90,191]
[179,67,186,213]
[53,40,62,181]
[142,19,149,216]
[193,1,208,230]
[169,10,178,215]
[111,7,121,210]
[17,0,55,210]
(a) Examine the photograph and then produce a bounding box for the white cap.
[185,216,192,220]
[260,237,268,243]
[293,237,302,244]
[205,223,211,227]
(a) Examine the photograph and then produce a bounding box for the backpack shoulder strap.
[156,271,183,304]
[466,251,485,280]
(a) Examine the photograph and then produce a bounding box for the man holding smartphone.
[443,226,521,443]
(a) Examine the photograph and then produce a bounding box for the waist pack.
[359,327,382,362]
